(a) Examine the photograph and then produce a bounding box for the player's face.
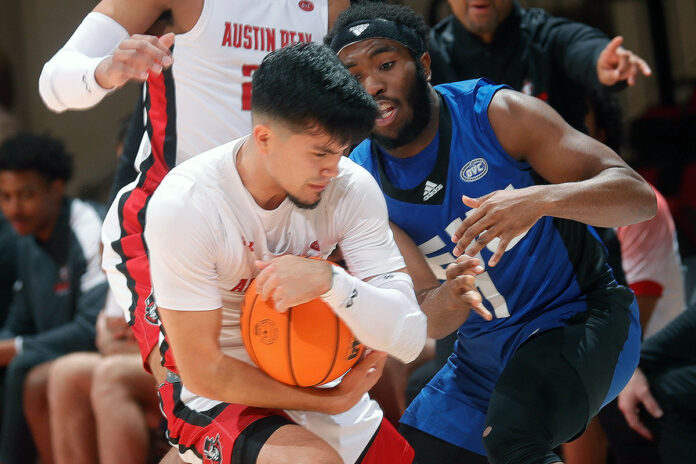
[266,125,347,209]
[0,170,63,239]
[338,38,431,150]
[448,0,513,38]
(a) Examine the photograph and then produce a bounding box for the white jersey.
[135,0,329,169]
[144,138,405,463]
[617,186,686,338]
[102,0,329,332]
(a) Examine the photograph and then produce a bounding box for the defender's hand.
[95,32,175,89]
[442,255,490,320]
[451,188,544,266]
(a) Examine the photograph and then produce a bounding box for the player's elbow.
[38,62,67,113]
[384,311,428,364]
[638,182,657,222]
[178,368,217,399]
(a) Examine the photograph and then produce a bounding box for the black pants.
[0,349,56,464]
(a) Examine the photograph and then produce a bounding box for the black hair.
[251,42,378,146]
[324,2,430,59]
[0,132,73,182]
[587,89,623,153]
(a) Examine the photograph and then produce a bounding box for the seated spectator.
[618,303,696,463]
[0,133,107,464]
[0,212,17,327]
[47,291,167,464]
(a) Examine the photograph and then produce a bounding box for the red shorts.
[158,380,414,464]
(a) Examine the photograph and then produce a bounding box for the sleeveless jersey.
[101,0,329,366]
[350,78,617,341]
[136,0,329,169]
[144,138,405,464]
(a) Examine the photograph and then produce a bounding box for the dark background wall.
[0,0,694,198]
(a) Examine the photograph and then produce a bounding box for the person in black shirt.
[429,0,651,131]
[618,303,696,463]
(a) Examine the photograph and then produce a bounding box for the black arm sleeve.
[640,303,696,372]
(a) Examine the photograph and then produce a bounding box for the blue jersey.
[350,79,626,454]
[351,79,616,335]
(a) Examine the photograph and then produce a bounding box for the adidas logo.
[423,180,443,201]
[349,23,370,36]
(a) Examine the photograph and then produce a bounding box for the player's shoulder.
[335,155,379,188]
[151,139,243,215]
[347,139,373,168]
[436,78,505,104]
[324,156,384,207]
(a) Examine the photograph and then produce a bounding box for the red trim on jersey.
[359,419,415,464]
[629,280,664,298]
[114,69,178,372]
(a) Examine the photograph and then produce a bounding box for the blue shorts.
[401,285,641,455]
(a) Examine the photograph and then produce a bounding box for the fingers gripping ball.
[241,276,364,387]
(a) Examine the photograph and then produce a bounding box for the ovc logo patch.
[460,158,488,182]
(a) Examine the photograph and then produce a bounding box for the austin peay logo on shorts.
[203,434,222,463]
[460,158,488,182]
[144,291,159,325]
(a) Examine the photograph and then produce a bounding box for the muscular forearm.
[419,286,470,339]
[182,354,354,415]
[530,167,656,228]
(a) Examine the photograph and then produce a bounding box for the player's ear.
[252,123,273,155]
[420,52,432,82]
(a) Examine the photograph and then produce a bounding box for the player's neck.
[237,138,286,210]
[381,87,440,159]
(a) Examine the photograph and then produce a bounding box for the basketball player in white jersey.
[145,43,425,464]
[40,0,349,379]
[38,1,348,462]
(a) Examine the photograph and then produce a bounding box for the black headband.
[329,19,424,55]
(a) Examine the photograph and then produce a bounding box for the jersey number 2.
[241,64,260,111]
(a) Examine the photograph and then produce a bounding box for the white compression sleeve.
[39,12,129,112]
[321,267,427,363]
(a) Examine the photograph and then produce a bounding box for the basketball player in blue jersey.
[326,4,657,464]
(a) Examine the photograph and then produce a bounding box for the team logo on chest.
[460,158,488,182]
[298,0,314,11]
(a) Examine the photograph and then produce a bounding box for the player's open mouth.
[376,101,397,126]
[470,1,492,13]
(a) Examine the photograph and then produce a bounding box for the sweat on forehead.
[329,19,425,56]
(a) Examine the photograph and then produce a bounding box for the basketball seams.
[241,264,362,387]
[288,306,300,386]
[318,316,341,386]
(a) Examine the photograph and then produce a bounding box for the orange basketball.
[241,274,364,387]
